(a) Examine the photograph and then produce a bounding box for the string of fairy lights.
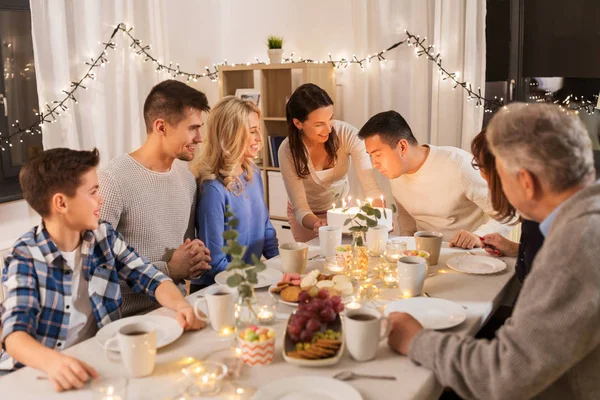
[0,23,597,151]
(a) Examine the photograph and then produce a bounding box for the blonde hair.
[192,96,261,190]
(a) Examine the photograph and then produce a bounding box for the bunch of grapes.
[287,289,345,343]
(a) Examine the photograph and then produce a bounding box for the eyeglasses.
[471,158,480,171]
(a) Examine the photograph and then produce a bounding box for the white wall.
[0,200,40,251]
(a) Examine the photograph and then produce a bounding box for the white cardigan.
[279,120,382,223]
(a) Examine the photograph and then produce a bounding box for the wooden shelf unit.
[218,63,336,234]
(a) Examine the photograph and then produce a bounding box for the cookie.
[280,286,302,303]
[270,283,289,294]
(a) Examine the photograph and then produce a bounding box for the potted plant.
[267,35,284,64]
[221,206,266,328]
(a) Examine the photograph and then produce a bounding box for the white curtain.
[30,0,485,170]
[30,0,172,164]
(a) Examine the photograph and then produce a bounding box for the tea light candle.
[219,327,234,336]
[257,306,275,324]
[101,387,123,400]
[384,273,398,288]
[198,372,218,394]
[92,377,128,400]
[346,301,361,310]
[358,283,379,300]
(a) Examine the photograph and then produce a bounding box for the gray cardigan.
[409,182,600,400]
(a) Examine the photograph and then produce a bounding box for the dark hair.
[143,80,210,132]
[471,129,517,224]
[286,83,338,178]
[358,110,418,148]
[19,148,100,218]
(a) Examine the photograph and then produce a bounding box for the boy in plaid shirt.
[1,148,206,391]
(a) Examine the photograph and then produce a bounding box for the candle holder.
[182,361,228,397]
[256,297,277,325]
[324,256,346,274]
[358,283,380,300]
[383,271,398,288]
[91,376,128,400]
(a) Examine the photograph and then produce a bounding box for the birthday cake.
[327,206,394,234]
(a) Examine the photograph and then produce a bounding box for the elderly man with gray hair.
[387,103,599,400]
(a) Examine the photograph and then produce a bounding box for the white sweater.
[279,120,382,223]
[99,155,196,316]
[390,145,512,241]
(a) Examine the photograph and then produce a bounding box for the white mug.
[397,256,427,298]
[194,285,237,333]
[279,242,309,274]
[344,307,391,362]
[104,323,156,378]
[318,226,342,258]
[366,225,389,256]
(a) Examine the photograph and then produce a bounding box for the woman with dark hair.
[279,83,383,242]
[471,129,544,282]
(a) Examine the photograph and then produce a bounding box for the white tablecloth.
[0,237,516,399]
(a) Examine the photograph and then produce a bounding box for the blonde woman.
[191,97,278,292]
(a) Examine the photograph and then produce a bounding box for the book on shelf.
[268,136,286,168]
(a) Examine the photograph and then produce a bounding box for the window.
[0,0,42,203]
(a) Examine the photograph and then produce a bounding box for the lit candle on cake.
[380,194,385,208]
[342,199,347,208]
[367,197,373,207]
[356,199,361,208]
[332,203,336,211]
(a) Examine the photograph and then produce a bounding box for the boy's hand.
[175,303,207,331]
[168,239,211,281]
[44,353,98,392]
[449,230,482,249]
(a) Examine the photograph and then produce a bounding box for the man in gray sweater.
[100,80,212,316]
[388,103,600,399]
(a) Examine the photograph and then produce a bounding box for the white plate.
[447,255,506,275]
[96,315,183,352]
[384,297,467,330]
[254,376,362,400]
[268,283,300,307]
[215,268,283,289]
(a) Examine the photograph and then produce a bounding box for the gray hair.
[487,103,595,193]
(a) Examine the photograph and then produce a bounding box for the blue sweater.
[194,169,279,286]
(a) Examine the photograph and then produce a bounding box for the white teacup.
[194,285,237,333]
[344,307,391,362]
[397,256,427,298]
[318,226,342,258]
[279,242,309,274]
[104,323,156,378]
[366,225,389,256]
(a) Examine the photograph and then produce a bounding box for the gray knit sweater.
[99,154,196,316]
[409,182,600,400]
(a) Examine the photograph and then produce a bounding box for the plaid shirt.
[1,221,170,353]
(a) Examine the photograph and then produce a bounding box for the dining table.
[0,236,516,399]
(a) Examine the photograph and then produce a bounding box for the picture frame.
[235,88,261,106]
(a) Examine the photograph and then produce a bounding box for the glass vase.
[235,284,259,330]
[349,231,368,281]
